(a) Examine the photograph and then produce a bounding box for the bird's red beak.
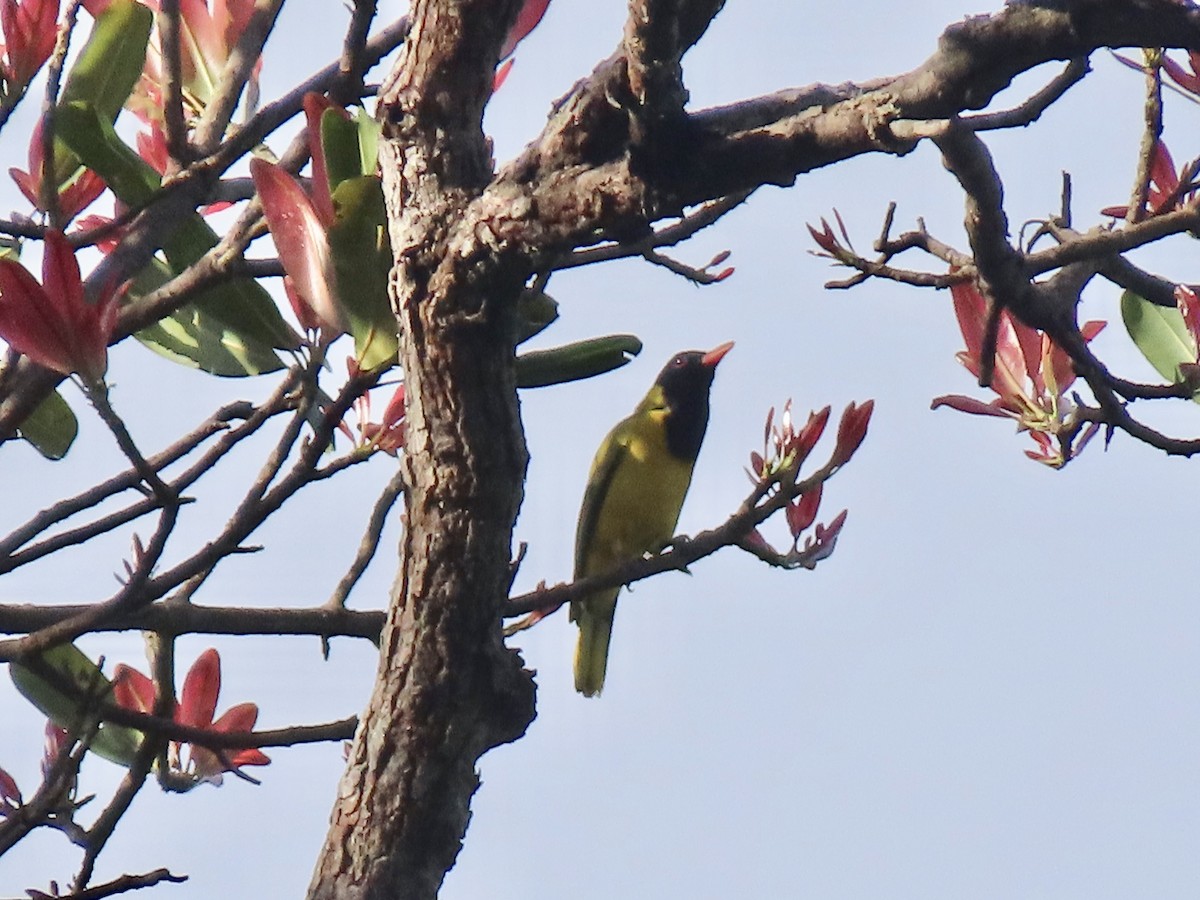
[701,340,734,368]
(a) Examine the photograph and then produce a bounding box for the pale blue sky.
[2,2,1198,898]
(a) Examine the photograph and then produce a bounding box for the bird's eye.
[671,354,686,367]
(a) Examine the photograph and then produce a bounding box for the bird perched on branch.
[571,341,734,697]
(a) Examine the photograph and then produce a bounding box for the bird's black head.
[655,341,733,461]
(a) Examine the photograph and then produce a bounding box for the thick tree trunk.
[307,2,536,898]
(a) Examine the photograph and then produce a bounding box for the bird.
[571,341,734,697]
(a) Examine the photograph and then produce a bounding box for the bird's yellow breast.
[577,408,695,576]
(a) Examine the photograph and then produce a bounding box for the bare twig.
[1127,50,1164,225]
[192,0,287,154]
[325,467,407,610]
[961,58,1090,131]
[0,601,383,640]
[2,387,293,575]
[331,0,380,107]
[0,729,88,855]
[556,191,753,271]
[35,869,188,900]
[0,401,252,561]
[640,247,732,284]
[38,0,83,228]
[157,0,190,164]
[72,727,164,890]
[814,205,973,290]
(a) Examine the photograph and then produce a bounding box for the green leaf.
[321,108,365,193]
[17,389,78,460]
[1120,290,1200,400]
[50,0,152,190]
[516,334,643,388]
[55,101,159,205]
[136,307,289,376]
[57,102,300,371]
[328,176,398,371]
[515,289,559,344]
[60,0,153,122]
[354,108,381,176]
[10,645,144,767]
[129,259,286,376]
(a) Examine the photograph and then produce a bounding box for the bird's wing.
[574,418,633,580]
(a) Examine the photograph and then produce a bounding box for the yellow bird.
[571,341,733,696]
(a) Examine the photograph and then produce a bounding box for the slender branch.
[553,191,752,271]
[106,706,357,754]
[39,869,188,900]
[505,455,842,618]
[331,0,380,107]
[810,206,973,290]
[0,729,88,855]
[1020,210,1200,287]
[139,370,375,602]
[38,0,83,229]
[639,247,732,284]
[85,384,176,503]
[192,0,287,154]
[961,58,1090,131]
[1127,50,1164,225]
[158,0,189,164]
[0,401,251,561]
[325,467,407,609]
[0,602,384,640]
[2,387,292,575]
[72,727,164,890]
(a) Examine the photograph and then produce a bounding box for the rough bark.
[306,2,536,898]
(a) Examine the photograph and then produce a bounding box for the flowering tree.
[0,0,1199,897]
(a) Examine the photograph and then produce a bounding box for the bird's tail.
[571,593,617,697]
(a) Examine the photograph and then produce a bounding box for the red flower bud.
[831,399,874,467]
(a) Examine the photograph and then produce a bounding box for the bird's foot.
[662,535,694,574]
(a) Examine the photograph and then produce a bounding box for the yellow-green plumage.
[571,343,732,697]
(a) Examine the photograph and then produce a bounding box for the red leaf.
[178,648,221,730]
[1176,285,1200,353]
[302,92,340,227]
[493,57,515,92]
[1,0,59,87]
[930,394,1013,418]
[0,765,21,810]
[499,0,550,59]
[250,157,345,338]
[741,528,773,553]
[950,279,988,363]
[792,405,830,465]
[831,399,873,466]
[112,663,156,715]
[786,484,823,538]
[40,722,69,779]
[0,230,116,379]
[9,117,106,221]
[807,218,839,255]
[1147,141,1180,213]
[135,125,169,176]
[212,701,258,735]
